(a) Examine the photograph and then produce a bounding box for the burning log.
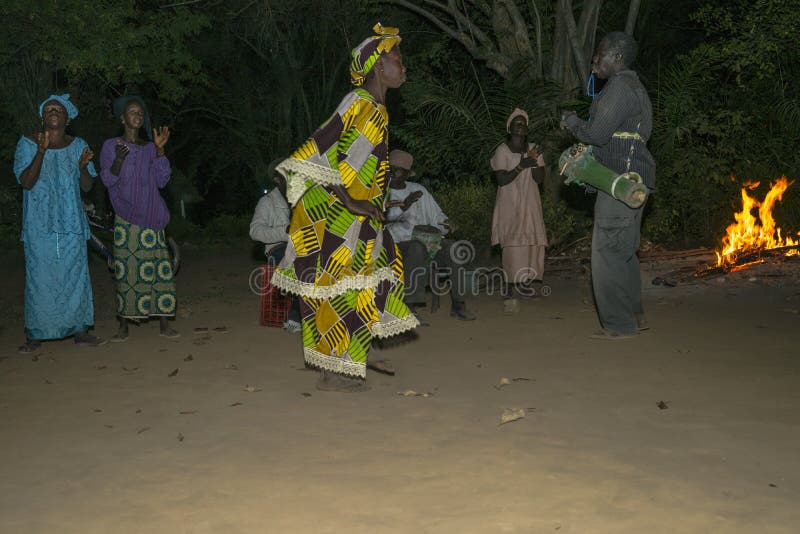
[653,176,800,285]
[695,244,800,278]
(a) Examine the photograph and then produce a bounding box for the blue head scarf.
[38,94,78,120]
[112,95,153,140]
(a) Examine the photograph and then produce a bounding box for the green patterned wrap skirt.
[112,216,177,318]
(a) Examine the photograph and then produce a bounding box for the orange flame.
[716,176,799,267]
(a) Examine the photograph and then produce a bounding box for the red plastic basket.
[259,264,292,327]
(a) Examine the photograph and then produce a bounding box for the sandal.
[74,334,108,347]
[590,329,637,340]
[159,328,181,339]
[367,359,396,376]
[316,370,371,393]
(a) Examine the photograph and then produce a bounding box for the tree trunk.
[625,0,642,36]
[562,0,589,90]
[577,0,603,73]
[550,0,572,90]
[526,0,544,78]
[552,0,603,96]
[492,0,534,62]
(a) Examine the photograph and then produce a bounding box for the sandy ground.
[1,245,799,533]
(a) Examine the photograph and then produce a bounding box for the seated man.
[249,160,301,333]
[385,149,476,321]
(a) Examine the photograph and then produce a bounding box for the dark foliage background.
[1,0,798,253]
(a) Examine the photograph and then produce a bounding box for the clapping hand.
[35,131,50,153]
[153,126,170,154]
[527,144,542,159]
[78,147,94,169]
[114,142,130,161]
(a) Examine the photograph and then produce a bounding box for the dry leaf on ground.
[242,385,262,393]
[495,377,512,389]
[500,408,526,425]
[397,390,433,398]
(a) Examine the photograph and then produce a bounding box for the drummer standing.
[562,32,655,339]
[386,150,476,321]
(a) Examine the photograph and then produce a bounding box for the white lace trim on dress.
[371,314,420,339]
[304,348,366,379]
[271,267,398,299]
[277,158,343,205]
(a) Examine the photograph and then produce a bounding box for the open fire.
[715,176,799,268]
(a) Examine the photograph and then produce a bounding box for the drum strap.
[612,123,641,173]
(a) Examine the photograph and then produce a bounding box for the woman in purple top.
[100,95,178,341]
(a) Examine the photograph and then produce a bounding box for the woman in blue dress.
[14,94,106,353]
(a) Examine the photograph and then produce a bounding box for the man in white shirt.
[249,161,301,332]
[386,150,475,321]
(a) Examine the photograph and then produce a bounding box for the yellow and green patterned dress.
[272,88,418,378]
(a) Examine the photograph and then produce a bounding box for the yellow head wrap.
[350,23,402,87]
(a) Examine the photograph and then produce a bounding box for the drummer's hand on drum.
[348,199,385,222]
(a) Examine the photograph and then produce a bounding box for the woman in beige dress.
[490,108,547,313]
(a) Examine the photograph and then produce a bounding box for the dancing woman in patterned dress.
[100,95,179,341]
[272,23,418,392]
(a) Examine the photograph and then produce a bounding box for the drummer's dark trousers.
[591,193,645,335]
[397,239,466,307]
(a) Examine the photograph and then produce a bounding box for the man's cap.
[389,149,416,176]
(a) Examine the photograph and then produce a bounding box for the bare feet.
[18,339,41,354]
